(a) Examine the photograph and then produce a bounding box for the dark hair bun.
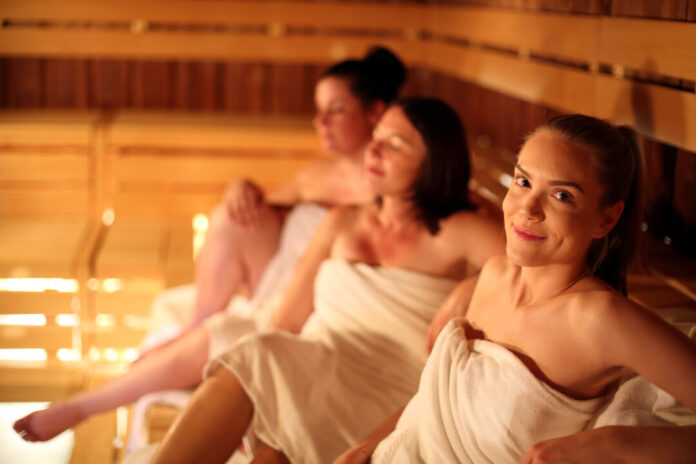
[322,46,406,105]
[362,46,407,103]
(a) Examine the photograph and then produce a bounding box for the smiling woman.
[347,114,696,464]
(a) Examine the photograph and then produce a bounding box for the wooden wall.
[1,0,695,259]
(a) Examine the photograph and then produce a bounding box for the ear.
[593,201,624,238]
[367,100,387,126]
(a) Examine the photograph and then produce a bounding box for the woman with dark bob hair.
[338,114,696,464]
[147,97,506,463]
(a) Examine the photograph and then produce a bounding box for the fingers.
[225,181,264,228]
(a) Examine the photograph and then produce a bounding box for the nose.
[313,111,328,130]
[520,192,544,222]
[366,139,383,160]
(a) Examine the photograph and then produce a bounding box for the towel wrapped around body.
[126,203,327,455]
[206,258,458,464]
[373,318,603,464]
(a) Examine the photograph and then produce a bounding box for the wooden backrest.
[2,1,694,152]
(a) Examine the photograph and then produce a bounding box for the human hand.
[333,443,373,464]
[520,426,653,464]
[223,179,265,228]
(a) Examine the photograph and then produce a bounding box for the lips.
[513,224,546,241]
[366,165,385,176]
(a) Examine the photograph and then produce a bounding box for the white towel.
[373,318,602,464]
[126,203,327,455]
[207,259,458,464]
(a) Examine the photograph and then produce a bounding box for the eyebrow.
[515,164,585,193]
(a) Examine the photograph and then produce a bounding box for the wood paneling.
[611,0,688,20]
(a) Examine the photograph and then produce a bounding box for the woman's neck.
[515,261,589,308]
[378,196,420,233]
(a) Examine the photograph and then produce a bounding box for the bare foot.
[13,401,87,442]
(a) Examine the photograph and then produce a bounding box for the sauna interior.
[1,1,695,463]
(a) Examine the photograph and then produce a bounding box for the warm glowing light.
[104,348,119,362]
[57,348,81,362]
[192,213,209,259]
[102,208,115,226]
[89,347,100,361]
[0,314,46,326]
[192,213,209,232]
[102,278,123,293]
[123,314,148,329]
[87,278,100,291]
[498,173,513,189]
[0,278,78,293]
[0,349,47,362]
[55,314,79,327]
[124,348,139,362]
[95,314,115,327]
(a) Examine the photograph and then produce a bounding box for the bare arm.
[520,424,696,464]
[265,159,333,206]
[426,275,479,354]
[269,207,353,333]
[333,406,405,464]
[601,300,696,413]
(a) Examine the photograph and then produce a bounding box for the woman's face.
[364,105,427,198]
[502,130,620,269]
[313,77,378,157]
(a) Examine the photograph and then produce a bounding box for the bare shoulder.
[563,280,664,344]
[478,255,515,285]
[324,204,360,230]
[441,209,503,236]
[295,158,340,183]
[438,210,506,268]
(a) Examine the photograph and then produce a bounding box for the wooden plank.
[107,112,320,150]
[424,42,696,153]
[91,327,148,348]
[600,16,696,82]
[114,156,317,185]
[0,365,84,401]
[0,0,423,31]
[0,325,73,349]
[0,153,88,182]
[611,0,689,20]
[596,75,696,153]
[94,292,156,318]
[0,292,77,316]
[425,6,600,64]
[0,110,97,145]
[0,190,89,217]
[0,29,423,65]
[424,41,598,116]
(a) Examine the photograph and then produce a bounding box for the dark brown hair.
[392,97,477,235]
[321,46,406,107]
[536,114,645,295]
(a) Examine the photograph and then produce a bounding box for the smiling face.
[313,76,380,157]
[363,105,427,198]
[502,130,622,269]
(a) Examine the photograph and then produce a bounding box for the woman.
[149,97,506,464]
[339,114,696,463]
[13,47,406,443]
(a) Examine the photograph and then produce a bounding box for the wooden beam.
[0,0,423,31]
[0,29,423,64]
[425,6,599,64]
[600,16,696,82]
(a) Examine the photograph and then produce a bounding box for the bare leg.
[151,368,253,464]
[188,203,285,328]
[251,446,291,464]
[14,325,211,442]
